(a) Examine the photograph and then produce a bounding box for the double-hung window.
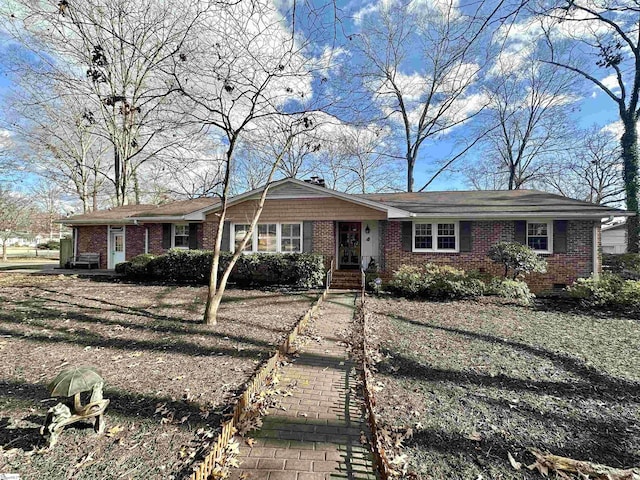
[413,221,458,252]
[281,223,302,252]
[527,221,552,253]
[173,224,189,249]
[257,224,277,252]
[234,224,253,252]
[232,223,302,253]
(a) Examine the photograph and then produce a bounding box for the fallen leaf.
[245,438,256,447]
[508,452,522,470]
[106,425,124,437]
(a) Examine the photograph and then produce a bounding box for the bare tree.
[355,0,507,192]
[0,186,33,261]
[466,59,575,190]
[541,126,624,205]
[537,0,640,250]
[3,0,204,206]
[4,81,108,212]
[168,0,332,324]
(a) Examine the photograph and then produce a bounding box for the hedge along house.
[60,177,633,292]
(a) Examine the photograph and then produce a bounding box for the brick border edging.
[355,299,393,480]
[187,288,329,480]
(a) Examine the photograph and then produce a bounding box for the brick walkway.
[229,293,378,480]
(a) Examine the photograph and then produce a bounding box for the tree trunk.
[407,156,414,192]
[621,116,639,252]
[2,240,7,261]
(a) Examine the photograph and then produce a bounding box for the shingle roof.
[60,198,219,224]
[357,190,630,218]
[130,198,218,217]
[61,204,158,224]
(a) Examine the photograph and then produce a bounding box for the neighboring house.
[602,220,627,254]
[58,177,633,293]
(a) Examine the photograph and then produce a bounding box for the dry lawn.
[366,296,640,479]
[0,273,314,479]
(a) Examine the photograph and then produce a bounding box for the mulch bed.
[365,295,640,479]
[0,273,314,479]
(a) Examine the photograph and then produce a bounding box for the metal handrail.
[325,257,334,291]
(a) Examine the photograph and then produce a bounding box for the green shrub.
[389,264,485,300]
[487,278,534,304]
[124,249,324,288]
[488,242,547,280]
[603,253,640,278]
[568,273,640,310]
[37,240,60,250]
[116,253,156,277]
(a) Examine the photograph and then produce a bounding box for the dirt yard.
[0,273,315,479]
[366,296,640,479]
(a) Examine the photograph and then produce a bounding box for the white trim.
[107,225,126,269]
[526,220,553,254]
[593,223,600,279]
[230,222,303,254]
[412,220,460,253]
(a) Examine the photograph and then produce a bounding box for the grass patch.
[366,296,640,479]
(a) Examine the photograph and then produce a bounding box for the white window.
[527,221,552,253]
[281,223,302,253]
[232,223,303,253]
[257,224,277,252]
[413,221,459,252]
[173,224,189,249]
[234,224,253,252]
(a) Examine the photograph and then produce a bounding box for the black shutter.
[459,221,472,252]
[514,220,526,244]
[401,221,412,251]
[188,223,199,250]
[302,221,313,253]
[162,224,171,249]
[553,220,568,253]
[221,221,231,252]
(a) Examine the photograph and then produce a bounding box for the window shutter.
[459,221,472,252]
[221,221,231,252]
[188,223,199,250]
[162,224,171,249]
[401,222,412,251]
[302,221,313,253]
[553,220,567,253]
[514,220,526,244]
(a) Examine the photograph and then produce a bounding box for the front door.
[338,222,361,270]
[109,228,125,269]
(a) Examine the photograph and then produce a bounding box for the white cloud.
[0,129,13,149]
[600,74,621,92]
[601,121,623,138]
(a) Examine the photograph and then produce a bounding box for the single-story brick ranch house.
[60,177,632,292]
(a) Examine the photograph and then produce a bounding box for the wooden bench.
[70,253,100,269]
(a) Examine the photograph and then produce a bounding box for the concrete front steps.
[329,270,362,290]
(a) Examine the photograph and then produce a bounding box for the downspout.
[144,227,149,254]
[592,222,600,280]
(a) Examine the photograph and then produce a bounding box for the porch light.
[365,224,370,234]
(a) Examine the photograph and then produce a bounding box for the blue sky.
[0,0,627,195]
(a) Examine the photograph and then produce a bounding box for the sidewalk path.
[229,293,378,480]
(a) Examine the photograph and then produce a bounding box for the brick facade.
[76,225,108,269]
[381,219,598,293]
[73,198,601,292]
[125,225,146,260]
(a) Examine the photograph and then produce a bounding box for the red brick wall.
[76,225,108,269]
[125,225,146,260]
[381,220,599,293]
[148,224,165,254]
